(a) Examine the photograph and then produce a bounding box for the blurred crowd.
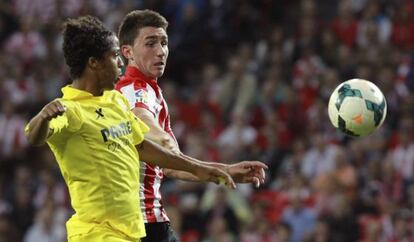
[0,0,414,241]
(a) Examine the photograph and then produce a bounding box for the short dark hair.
[62,16,114,79]
[118,9,168,47]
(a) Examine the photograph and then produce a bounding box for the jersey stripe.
[143,163,156,222]
[116,67,170,223]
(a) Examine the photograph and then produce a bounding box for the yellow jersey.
[33,86,149,240]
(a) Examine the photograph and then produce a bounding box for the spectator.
[216,56,258,118]
[282,189,317,242]
[23,201,66,242]
[0,1,413,241]
[304,219,332,242]
[301,134,339,180]
[0,101,27,159]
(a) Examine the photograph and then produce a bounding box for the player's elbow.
[25,133,45,146]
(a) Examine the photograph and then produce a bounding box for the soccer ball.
[328,79,387,137]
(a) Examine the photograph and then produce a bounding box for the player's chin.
[111,73,121,84]
[104,81,116,90]
[152,69,164,78]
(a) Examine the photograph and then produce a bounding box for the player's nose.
[117,56,124,68]
[156,44,167,58]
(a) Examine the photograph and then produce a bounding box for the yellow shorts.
[68,227,141,242]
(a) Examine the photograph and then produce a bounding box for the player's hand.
[227,161,268,188]
[194,165,236,189]
[39,100,66,121]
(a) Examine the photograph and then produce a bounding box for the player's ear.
[121,45,134,62]
[87,56,102,70]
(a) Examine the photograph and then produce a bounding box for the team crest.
[135,89,149,105]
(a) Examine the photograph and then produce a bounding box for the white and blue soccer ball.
[328,79,387,137]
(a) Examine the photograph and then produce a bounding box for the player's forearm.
[162,156,229,181]
[145,128,176,148]
[26,114,50,146]
[179,153,229,172]
[137,138,203,174]
[199,160,228,170]
[162,155,228,181]
[135,110,179,151]
[163,168,200,181]
[163,154,229,182]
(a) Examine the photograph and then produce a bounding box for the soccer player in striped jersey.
[116,10,267,242]
[25,16,237,242]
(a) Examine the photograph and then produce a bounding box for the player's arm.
[133,107,267,186]
[132,107,178,152]
[132,107,197,181]
[133,107,223,181]
[168,154,267,187]
[136,138,236,189]
[25,100,66,146]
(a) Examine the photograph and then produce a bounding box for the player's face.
[99,36,123,90]
[130,27,169,79]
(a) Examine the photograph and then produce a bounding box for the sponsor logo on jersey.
[100,121,132,142]
[135,89,149,105]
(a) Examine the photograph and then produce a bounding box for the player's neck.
[72,77,103,96]
[128,63,158,81]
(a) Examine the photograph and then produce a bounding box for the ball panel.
[365,99,386,127]
[335,83,363,111]
[337,115,359,137]
[351,111,376,136]
[379,99,387,128]
[328,88,339,128]
[339,98,364,119]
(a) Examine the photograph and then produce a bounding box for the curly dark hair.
[118,9,168,47]
[62,16,114,79]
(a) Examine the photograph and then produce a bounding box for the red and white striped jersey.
[115,66,175,223]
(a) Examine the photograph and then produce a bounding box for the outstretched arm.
[133,107,198,181]
[136,138,236,189]
[166,154,267,187]
[132,107,267,186]
[25,100,66,146]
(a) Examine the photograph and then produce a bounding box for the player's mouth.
[154,61,165,69]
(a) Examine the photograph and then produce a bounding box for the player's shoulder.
[51,98,83,124]
[107,89,127,100]
[107,90,131,111]
[56,98,79,109]
[116,75,147,92]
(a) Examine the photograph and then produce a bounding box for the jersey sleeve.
[46,100,82,142]
[118,84,157,116]
[115,90,150,145]
[130,114,150,146]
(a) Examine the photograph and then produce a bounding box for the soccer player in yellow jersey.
[25,16,237,242]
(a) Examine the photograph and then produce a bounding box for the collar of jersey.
[125,66,159,90]
[61,85,109,100]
